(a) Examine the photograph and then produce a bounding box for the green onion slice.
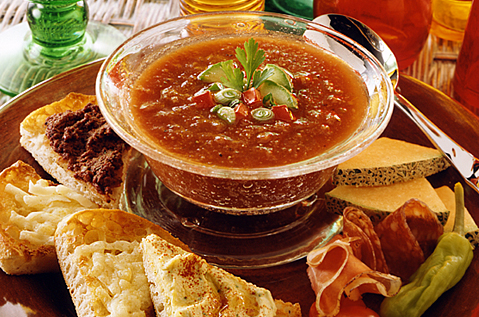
[262,93,276,108]
[214,88,242,105]
[217,106,236,124]
[210,104,223,113]
[229,99,241,108]
[252,108,274,122]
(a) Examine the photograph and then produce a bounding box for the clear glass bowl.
[96,11,394,215]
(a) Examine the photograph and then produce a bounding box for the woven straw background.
[0,0,461,106]
[0,0,177,105]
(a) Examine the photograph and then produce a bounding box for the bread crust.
[20,92,130,209]
[0,161,57,274]
[55,208,189,317]
[0,160,98,275]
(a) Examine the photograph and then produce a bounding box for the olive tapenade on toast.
[19,92,132,209]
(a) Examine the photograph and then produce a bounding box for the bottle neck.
[27,0,89,48]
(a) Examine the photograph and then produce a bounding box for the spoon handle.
[394,93,479,193]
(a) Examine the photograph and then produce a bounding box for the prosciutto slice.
[307,236,401,317]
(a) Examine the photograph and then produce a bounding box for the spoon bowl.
[313,14,398,87]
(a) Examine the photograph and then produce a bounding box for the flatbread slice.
[140,233,301,317]
[55,208,189,317]
[0,160,98,275]
[20,92,132,209]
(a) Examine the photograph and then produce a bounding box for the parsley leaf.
[252,67,274,89]
[203,38,272,92]
[219,61,244,91]
[236,38,267,90]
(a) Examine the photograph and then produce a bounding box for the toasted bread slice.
[54,208,189,317]
[19,92,131,209]
[0,160,98,275]
[140,233,301,317]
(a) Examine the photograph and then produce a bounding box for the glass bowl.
[96,11,394,216]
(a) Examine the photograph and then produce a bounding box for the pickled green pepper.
[380,183,474,317]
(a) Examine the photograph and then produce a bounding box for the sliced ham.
[307,236,401,317]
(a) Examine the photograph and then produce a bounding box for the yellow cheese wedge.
[435,185,479,247]
[326,177,449,225]
[333,137,450,186]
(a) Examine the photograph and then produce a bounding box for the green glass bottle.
[0,0,126,96]
[28,0,89,48]
[266,0,314,20]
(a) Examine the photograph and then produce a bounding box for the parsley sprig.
[219,61,244,91]
[220,38,273,91]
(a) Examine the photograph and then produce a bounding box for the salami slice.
[375,198,444,281]
[343,207,389,274]
[401,199,444,258]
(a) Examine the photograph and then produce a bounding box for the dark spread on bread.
[45,103,128,197]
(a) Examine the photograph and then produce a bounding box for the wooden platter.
[0,59,478,316]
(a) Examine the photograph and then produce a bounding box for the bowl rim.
[96,10,395,180]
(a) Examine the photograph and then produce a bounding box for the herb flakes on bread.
[0,160,98,275]
[140,233,301,317]
[54,208,189,317]
[19,92,132,209]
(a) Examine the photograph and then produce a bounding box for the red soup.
[127,34,369,213]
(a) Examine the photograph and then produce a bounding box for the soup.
[128,35,369,169]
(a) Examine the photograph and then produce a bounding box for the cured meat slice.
[400,199,444,257]
[307,236,401,317]
[375,198,444,281]
[342,207,389,274]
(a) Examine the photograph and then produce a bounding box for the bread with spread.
[0,160,98,275]
[54,208,190,317]
[141,233,302,317]
[19,92,131,209]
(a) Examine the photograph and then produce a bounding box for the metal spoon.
[315,14,479,194]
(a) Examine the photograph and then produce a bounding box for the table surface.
[1,2,478,317]
[0,59,478,317]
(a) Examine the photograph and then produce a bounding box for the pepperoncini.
[379,183,474,317]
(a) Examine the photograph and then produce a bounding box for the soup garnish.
[195,38,298,124]
[129,35,369,168]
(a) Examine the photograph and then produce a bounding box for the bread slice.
[140,233,301,317]
[0,160,98,275]
[19,92,131,209]
[333,137,450,186]
[54,208,190,317]
[325,177,450,225]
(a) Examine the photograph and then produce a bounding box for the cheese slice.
[333,137,450,186]
[141,234,277,317]
[326,177,449,225]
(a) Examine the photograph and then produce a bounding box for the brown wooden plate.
[0,59,478,316]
